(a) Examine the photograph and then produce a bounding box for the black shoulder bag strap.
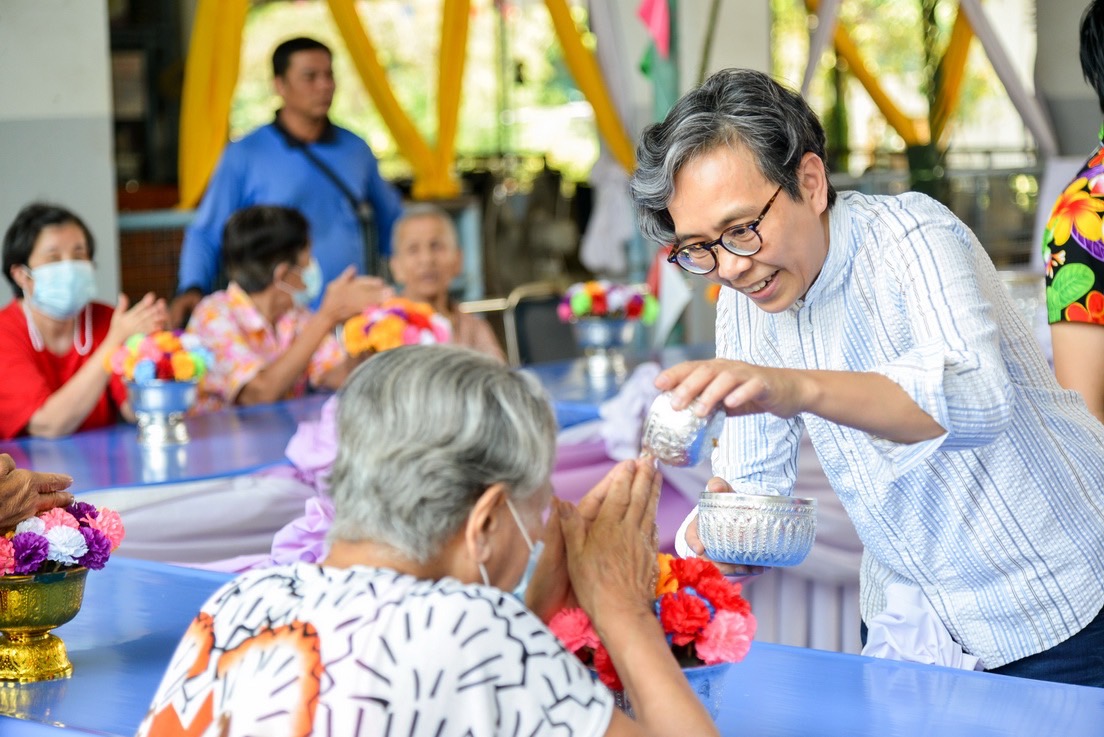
[276,124,381,277]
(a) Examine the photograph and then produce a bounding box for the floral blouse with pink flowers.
[187,282,345,412]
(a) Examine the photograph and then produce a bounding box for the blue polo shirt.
[177,121,403,297]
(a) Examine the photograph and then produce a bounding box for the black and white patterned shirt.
[138,563,613,736]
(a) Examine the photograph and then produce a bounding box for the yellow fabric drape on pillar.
[177,0,249,208]
[804,0,921,147]
[424,0,470,199]
[544,0,636,174]
[930,10,974,147]
[326,0,436,187]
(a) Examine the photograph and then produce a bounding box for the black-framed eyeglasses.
[668,185,784,275]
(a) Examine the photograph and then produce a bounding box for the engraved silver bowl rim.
[699,491,817,510]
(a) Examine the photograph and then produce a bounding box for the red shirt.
[0,301,127,439]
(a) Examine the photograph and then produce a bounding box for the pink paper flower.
[39,507,79,532]
[694,610,757,665]
[548,608,600,653]
[0,537,15,576]
[86,508,126,550]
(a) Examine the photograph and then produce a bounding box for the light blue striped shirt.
[711,191,1104,668]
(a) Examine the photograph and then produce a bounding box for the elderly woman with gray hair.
[138,344,720,737]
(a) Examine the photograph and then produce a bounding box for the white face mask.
[478,497,545,602]
[277,257,323,308]
[24,260,96,319]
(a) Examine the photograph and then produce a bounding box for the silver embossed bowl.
[641,391,724,467]
[698,491,817,567]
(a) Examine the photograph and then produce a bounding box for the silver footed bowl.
[697,491,817,567]
[641,391,724,467]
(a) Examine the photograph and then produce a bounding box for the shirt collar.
[272,110,337,146]
[796,194,851,310]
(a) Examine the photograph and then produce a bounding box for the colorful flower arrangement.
[549,554,755,690]
[558,280,660,325]
[0,502,125,577]
[107,330,213,385]
[342,297,452,357]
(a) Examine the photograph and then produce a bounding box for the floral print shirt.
[187,283,345,412]
[1042,127,1104,325]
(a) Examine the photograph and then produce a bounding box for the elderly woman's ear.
[463,483,509,574]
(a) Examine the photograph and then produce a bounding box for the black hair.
[222,206,310,293]
[272,37,332,78]
[2,203,95,298]
[631,68,836,246]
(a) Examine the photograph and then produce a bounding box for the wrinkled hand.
[684,475,768,581]
[560,458,662,620]
[524,499,574,623]
[656,358,811,420]
[0,454,74,532]
[109,292,169,345]
[320,267,394,324]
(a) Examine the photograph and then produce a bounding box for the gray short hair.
[630,68,837,246]
[327,344,557,562]
[391,203,459,252]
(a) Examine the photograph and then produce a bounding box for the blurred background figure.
[1041,0,1104,423]
[0,203,167,439]
[186,205,390,412]
[170,36,403,327]
[389,203,506,362]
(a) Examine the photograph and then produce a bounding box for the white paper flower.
[45,526,88,565]
[16,517,46,535]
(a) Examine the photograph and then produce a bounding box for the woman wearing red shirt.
[0,203,167,439]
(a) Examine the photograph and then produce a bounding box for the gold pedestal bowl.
[0,567,88,682]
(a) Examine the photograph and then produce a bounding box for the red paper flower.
[659,591,713,646]
[693,576,751,616]
[669,557,724,589]
[592,644,623,690]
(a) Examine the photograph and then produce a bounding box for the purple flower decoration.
[78,527,111,570]
[66,501,98,522]
[12,532,49,574]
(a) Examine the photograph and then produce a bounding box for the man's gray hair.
[327,344,557,562]
[390,202,459,252]
[630,68,837,246]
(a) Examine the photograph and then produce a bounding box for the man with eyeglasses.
[630,68,1104,688]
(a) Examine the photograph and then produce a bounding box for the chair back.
[503,281,580,367]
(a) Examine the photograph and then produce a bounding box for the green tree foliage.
[232,0,598,183]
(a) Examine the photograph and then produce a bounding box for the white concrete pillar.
[0,0,118,302]
[1036,0,1100,156]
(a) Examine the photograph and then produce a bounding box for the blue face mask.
[281,257,323,308]
[26,260,96,319]
[505,497,545,602]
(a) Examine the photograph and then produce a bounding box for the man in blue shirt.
[171,37,403,327]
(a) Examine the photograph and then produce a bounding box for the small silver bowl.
[697,491,817,567]
[640,391,724,467]
[126,380,198,446]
